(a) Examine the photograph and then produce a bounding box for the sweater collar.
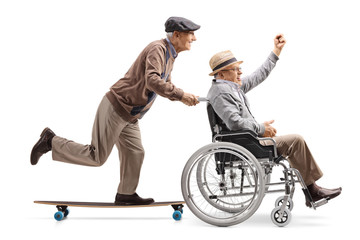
[166,38,178,59]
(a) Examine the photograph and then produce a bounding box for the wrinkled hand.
[181,92,199,106]
[263,120,277,138]
[273,34,286,56]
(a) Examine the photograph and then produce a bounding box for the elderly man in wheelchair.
[181,34,341,227]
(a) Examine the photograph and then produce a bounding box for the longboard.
[34,200,185,221]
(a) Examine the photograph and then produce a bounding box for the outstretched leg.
[31,96,126,166]
[272,134,341,206]
[273,134,323,186]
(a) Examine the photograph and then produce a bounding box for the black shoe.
[30,127,56,165]
[115,193,154,205]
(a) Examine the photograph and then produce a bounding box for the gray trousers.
[51,96,145,194]
[262,134,323,186]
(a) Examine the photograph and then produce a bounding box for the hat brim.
[209,60,243,76]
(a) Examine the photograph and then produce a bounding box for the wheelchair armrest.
[216,130,277,148]
[213,129,258,141]
[214,129,278,159]
[258,137,276,146]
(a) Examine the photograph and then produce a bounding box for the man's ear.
[173,31,180,38]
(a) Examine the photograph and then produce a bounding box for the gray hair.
[166,32,173,39]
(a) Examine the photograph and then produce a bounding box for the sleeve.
[144,45,184,101]
[241,51,279,93]
[211,93,265,136]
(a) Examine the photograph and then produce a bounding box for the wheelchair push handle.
[197,97,209,102]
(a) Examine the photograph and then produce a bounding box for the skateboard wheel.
[173,210,182,221]
[64,209,70,217]
[54,211,64,221]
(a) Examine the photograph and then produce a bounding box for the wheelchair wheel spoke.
[182,142,265,226]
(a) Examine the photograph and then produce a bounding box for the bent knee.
[291,134,305,145]
[126,147,145,160]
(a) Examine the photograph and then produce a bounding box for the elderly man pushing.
[31,17,200,205]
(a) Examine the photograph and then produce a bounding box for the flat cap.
[165,16,200,32]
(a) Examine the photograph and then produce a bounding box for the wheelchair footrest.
[313,198,330,209]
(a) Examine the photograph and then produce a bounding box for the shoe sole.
[114,201,155,206]
[114,199,155,206]
[306,190,342,207]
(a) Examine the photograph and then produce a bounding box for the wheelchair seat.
[206,103,276,160]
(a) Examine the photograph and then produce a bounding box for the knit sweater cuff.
[174,88,185,101]
[258,123,265,136]
[269,51,279,62]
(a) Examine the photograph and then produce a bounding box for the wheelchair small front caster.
[275,196,294,211]
[271,206,292,227]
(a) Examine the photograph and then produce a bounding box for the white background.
[1,0,359,239]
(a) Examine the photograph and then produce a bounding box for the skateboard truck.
[171,204,184,221]
[171,204,184,212]
[56,205,68,212]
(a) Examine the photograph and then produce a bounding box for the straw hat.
[209,50,243,76]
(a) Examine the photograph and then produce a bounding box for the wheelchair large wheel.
[181,142,265,227]
[196,148,260,213]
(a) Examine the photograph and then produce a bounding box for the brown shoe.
[312,182,342,192]
[306,183,342,207]
[30,128,56,165]
[115,193,154,205]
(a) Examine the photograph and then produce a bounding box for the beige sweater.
[106,39,184,122]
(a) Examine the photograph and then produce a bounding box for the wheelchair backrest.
[206,103,229,137]
[206,103,276,160]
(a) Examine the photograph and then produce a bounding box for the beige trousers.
[262,134,323,186]
[52,96,145,194]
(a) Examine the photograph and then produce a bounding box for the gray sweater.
[207,52,279,136]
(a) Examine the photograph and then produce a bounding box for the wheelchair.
[181,102,329,227]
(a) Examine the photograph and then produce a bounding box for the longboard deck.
[34,200,185,208]
[34,200,185,221]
